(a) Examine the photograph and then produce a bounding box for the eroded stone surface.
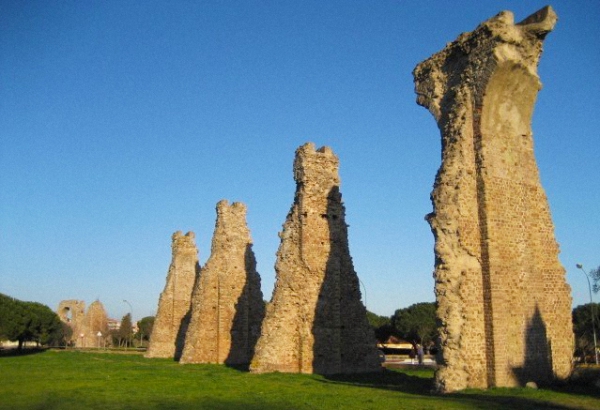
[413,6,573,392]
[57,300,86,346]
[180,200,264,365]
[250,143,380,375]
[146,231,199,359]
[81,300,109,348]
[57,299,109,347]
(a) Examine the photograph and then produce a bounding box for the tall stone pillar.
[180,200,264,365]
[80,300,109,348]
[57,300,86,347]
[413,6,573,391]
[250,143,380,375]
[146,231,199,359]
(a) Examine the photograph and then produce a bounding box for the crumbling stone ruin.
[180,200,264,365]
[413,6,573,391]
[57,299,109,347]
[250,143,380,374]
[146,231,199,359]
[57,299,86,346]
[81,300,110,348]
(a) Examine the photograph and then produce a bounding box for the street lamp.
[576,264,599,364]
[97,331,102,349]
[359,279,367,311]
[123,299,133,348]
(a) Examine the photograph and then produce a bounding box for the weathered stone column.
[413,7,573,391]
[57,300,86,347]
[180,200,264,365]
[146,231,199,359]
[80,300,109,348]
[250,143,380,374]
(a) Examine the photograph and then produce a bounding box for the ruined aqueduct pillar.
[180,200,264,365]
[57,299,109,347]
[80,300,109,348]
[413,6,573,391]
[57,300,86,346]
[146,231,199,359]
[250,143,380,374]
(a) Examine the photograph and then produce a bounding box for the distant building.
[107,318,121,332]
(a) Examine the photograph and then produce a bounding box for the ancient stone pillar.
[146,231,199,359]
[413,6,573,391]
[250,143,380,374]
[180,200,264,365]
[57,300,86,347]
[80,300,109,348]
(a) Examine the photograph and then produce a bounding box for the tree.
[572,303,600,363]
[136,316,155,345]
[23,301,64,346]
[0,295,27,347]
[119,313,133,348]
[590,265,600,294]
[0,293,65,348]
[366,310,397,343]
[392,302,437,347]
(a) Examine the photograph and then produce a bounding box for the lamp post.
[576,264,599,364]
[97,331,102,349]
[359,279,367,311]
[123,299,133,348]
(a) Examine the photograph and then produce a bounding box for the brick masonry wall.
[180,200,264,365]
[413,6,573,392]
[250,143,380,375]
[145,231,199,359]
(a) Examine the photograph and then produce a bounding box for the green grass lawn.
[0,350,599,409]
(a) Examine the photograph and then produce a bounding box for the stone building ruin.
[57,299,109,347]
[81,300,110,348]
[413,6,573,391]
[57,299,86,345]
[250,143,380,375]
[180,200,264,365]
[146,231,199,359]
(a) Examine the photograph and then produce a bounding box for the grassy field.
[0,350,599,409]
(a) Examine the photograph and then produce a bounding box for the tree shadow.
[224,244,265,369]
[511,304,553,386]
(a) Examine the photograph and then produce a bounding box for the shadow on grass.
[319,368,433,394]
[448,391,577,410]
[549,366,600,400]
[225,362,251,372]
[0,347,48,357]
[321,369,588,410]
[20,398,280,410]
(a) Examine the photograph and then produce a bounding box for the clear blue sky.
[1,1,598,321]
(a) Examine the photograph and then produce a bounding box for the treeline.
[573,302,600,363]
[370,301,600,363]
[367,302,437,348]
[0,293,67,349]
